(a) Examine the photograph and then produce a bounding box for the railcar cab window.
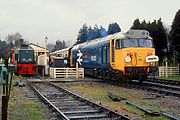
[121,39,153,48]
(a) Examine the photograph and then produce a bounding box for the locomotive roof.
[50,47,70,55]
[14,45,34,54]
[59,30,152,51]
[73,30,151,49]
[113,29,152,39]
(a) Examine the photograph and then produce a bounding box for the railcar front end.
[16,63,37,75]
[15,46,37,76]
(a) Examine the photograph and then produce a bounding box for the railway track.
[131,80,180,97]
[103,79,180,97]
[28,80,131,120]
[147,78,180,86]
[49,76,180,97]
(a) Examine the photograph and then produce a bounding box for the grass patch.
[133,99,165,112]
[122,101,144,115]
[8,79,47,120]
[157,75,180,81]
[9,101,46,120]
[145,115,170,120]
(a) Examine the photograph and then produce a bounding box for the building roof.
[29,43,48,53]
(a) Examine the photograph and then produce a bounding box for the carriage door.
[110,39,115,67]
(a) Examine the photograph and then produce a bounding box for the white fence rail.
[158,66,179,77]
[50,67,84,79]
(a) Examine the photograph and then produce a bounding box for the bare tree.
[5,32,22,48]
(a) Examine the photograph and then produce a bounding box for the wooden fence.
[50,67,84,79]
[158,66,179,77]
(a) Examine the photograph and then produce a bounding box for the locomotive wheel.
[121,76,129,83]
[101,72,105,79]
[106,71,112,80]
[139,75,147,82]
[116,71,124,81]
[115,71,130,83]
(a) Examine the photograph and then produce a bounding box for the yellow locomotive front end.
[110,30,158,81]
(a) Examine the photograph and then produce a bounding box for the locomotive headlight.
[125,56,131,63]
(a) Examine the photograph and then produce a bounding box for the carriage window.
[116,39,121,49]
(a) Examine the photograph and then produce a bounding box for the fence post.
[166,62,168,78]
[76,62,79,79]
[54,68,56,78]
[66,68,68,78]
[2,95,8,120]
[82,68,84,78]
[49,67,51,78]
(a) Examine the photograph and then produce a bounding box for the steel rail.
[130,80,180,97]
[147,78,180,86]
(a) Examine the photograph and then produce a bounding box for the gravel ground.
[151,96,180,116]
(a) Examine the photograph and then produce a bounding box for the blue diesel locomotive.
[50,30,158,81]
[70,30,158,81]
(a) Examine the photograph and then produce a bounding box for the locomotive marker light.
[125,30,149,38]
[125,56,131,63]
[77,50,83,65]
[146,55,159,62]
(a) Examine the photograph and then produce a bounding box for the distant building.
[29,43,48,61]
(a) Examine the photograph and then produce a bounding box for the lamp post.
[43,36,48,76]
[36,43,38,62]
[45,36,48,65]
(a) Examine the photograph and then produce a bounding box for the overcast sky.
[0,0,179,47]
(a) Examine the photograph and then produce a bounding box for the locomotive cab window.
[139,39,153,47]
[121,39,153,48]
[116,39,121,49]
